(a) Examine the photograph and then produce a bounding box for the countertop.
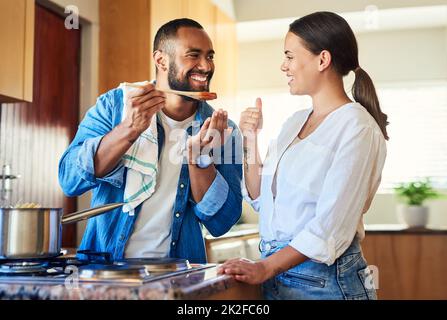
[205,223,447,240]
[364,224,447,234]
[0,265,261,300]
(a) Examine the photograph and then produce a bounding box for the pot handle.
[61,202,125,224]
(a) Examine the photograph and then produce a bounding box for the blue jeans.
[260,238,377,300]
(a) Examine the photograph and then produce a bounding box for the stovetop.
[0,250,213,285]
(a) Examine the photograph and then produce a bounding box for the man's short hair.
[153,18,204,53]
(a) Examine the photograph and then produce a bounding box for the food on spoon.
[121,82,217,101]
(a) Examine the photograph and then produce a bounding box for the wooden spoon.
[122,82,217,101]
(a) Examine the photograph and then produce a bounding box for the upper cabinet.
[150,0,237,103]
[213,8,238,105]
[99,0,238,105]
[0,0,34,102]
[99,0,151,94]
[183,0,216,43]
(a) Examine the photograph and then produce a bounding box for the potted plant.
[393,179,441,227]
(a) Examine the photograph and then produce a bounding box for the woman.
[217,11,388,300]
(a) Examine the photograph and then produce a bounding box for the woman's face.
[280,32,320,95]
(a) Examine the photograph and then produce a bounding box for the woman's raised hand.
[239,98,263,140]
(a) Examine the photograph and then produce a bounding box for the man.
[58,18,242,263]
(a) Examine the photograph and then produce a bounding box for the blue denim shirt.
[58,88,242,263]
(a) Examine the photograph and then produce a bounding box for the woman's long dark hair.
[289,12,389,140]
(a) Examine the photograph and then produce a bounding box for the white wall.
[234,0,447,21]
[357,28,447,82]
[238,27,447,89]
[237,27,447,228]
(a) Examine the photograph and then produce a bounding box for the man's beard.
[168,61,213,102]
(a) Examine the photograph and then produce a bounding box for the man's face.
[167,27,215,94]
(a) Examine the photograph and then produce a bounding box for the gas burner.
[115,258,191,272]
[46,257,88,269]
[0,261,50,275]
[78,264,149,280]
[76,250,113,264]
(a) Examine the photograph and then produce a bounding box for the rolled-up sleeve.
[289,126,387,265]
[241,176,261,212]
[193,170,229,220]
[59,89,124,196]
[191,126,243,237]
[76,135,125,188]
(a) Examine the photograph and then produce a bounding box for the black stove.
[0,250,111,276]
[0,251,210,285]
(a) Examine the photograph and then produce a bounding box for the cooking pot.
[0,203,124,259]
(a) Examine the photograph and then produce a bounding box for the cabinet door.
[184,0,216,43]
[0,0,34,102]
[150,0,218,79]
[213,8,237,104]
[99,0,151,93]
[150,0,186,79]
[149,0,237,104]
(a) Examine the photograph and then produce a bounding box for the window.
[234,81,447,193]
[378,81,447,190]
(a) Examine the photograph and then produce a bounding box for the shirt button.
[180,183,185,189]
[119,235,125,241]
[172,241,176,246]
[175,212,180,218]
[265,243,271,251]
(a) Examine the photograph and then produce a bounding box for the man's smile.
[190,73,208,83]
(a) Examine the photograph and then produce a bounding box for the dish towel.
[119,80,158,215]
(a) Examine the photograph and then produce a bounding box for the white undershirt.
[124,110,195,258]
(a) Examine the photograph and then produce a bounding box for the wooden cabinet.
[149,0,218,79]
[150,0,238,104]
[149,0,186,80]
[362,232,447,299]
[183,0,216,43]
[99,0,238,107]
[0,0,34,102]
[99,0,151,94]
[213,8,237,107]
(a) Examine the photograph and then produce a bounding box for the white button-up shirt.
[244,102,387,265]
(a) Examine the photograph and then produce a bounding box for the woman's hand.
[216,258,272,285]
[239,98,263,140]
[217,246,308,285]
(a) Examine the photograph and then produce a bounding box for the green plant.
[394,179,441,206]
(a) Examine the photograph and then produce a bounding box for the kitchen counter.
[362,226,447,299]
[206,223,447,239]
[0,265,262,300]
[365,224,447,234]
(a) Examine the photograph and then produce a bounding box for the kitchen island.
[362,224,447,299]
[0,265,262,300]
